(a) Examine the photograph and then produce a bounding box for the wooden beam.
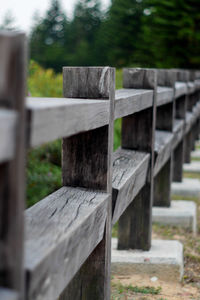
[0,109,17,163]
[118,68,157,251]
[60,67,115,300]
[0,32,26,300]
[25,187,109,300]
[27,97,110,147]
[112,148,150,225]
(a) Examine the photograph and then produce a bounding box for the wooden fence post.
[173,70,187,182]
[60,67,115,300]
[117,68,157,251]
[154,69,175,207]
[0,32,26,299]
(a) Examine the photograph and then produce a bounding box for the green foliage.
[26,140,62,207]
[28,60,63,97]
[112,282,162,295]
[29,0,69,72]
[138,0,200,68]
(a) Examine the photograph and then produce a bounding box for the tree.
[0,11,17,31]
[29,0,69,72]
[67,0,103,66]
[98,0,146,67]
[138,0,200,69]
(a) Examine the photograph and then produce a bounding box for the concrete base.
[152,200,197,233]
[172,178,200,198]
[111,238,184,282]
[184,161,200,173]
[191,150,200,159]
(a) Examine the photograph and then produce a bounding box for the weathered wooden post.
[117,68,157,250]
[0,32,26,299]
[173,70,187,182]
[60,67,115,300]
[154,69,175,207]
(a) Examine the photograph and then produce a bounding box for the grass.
[111,282,162,299]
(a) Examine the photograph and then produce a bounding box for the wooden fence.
[0,32,200,300]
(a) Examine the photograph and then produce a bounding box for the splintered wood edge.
[25,187,109,300]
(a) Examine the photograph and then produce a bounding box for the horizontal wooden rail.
[154,130,173,176]
[26,81,200,148]
[25,187,109,300]
[0,109,17,163]
[112,148,150,225]
[27,97,110,147]
[175,82,188,98]
[114,89,153,119]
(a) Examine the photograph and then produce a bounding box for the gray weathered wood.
[25,187,109,300]
[175,82,188,98]
[61,67,115,300]
[173,141,184,182]
[112,148,150,225]
[27,97,110,147]
[184,130,192,163]
[0,288,18,300]
[172,119,184,149]
[0,32,26,299]
[63,66,111,99]
[156,102,174,131]
[175,95,187,119]
[156,86,173,106]
[123,68,156,89]
[154,130,173,176]
[118,68,157,251]
[115,88,153,119]
[0,109,17,163]
[154,158,172,207]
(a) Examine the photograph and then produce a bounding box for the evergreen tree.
[138,0,200,68]
[30,0,68,72]
[67,0,103,66]
[99,0,146,67]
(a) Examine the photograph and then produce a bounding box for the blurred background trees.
[28,0,200,71]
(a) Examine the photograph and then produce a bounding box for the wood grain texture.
[122,107,155,154]
[115,88,153,119]
[63,66,111,99]
[61,67,115,300]
[118,68,157,251]
[118,183,152,250]
[154,158,172,207]
[0,288,18,300]
[154,130,173,176]
[0,32,26,299]
[123,68,156,89]
[25,187,109,300]
[185,112,196,133]
[27,97,109,147]
[112,148,150,225]
[0,109,17,163]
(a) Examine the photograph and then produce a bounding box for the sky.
[0,0,110,33]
